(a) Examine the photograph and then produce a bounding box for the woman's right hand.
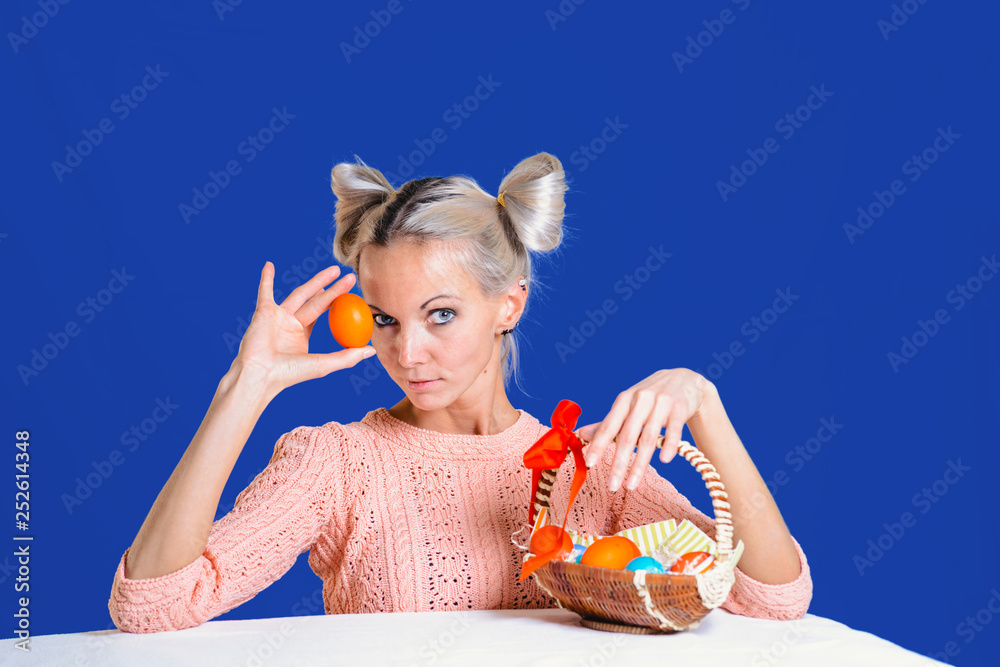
[232,262,376,398]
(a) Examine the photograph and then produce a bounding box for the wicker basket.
[525,434,737,634]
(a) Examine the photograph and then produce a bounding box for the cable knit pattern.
[108,408,812,633]
[107,425,337,633]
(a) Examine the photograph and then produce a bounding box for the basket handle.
[531,434,734,559]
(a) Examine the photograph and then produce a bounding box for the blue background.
[2,1,997,663]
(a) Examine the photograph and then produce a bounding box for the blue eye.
[433,309,455,324]
[373,309,455,328]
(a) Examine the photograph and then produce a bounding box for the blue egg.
[625,556,665,573]
[566,544,587,563]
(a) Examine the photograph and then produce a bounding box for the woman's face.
[358,240,512,410]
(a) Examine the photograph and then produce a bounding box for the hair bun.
[330,155,395,266]
[494,152,567,253]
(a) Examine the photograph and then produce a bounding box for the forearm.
[124,361,272,579]
[686,384,801,584]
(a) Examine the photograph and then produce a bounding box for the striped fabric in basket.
[532,506,745,571]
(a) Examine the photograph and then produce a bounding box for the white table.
[2,608,943,666]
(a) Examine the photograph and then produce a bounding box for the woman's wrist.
[689,376,722,430]
[220,358,276,409]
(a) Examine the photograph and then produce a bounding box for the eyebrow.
[367,294,460,312]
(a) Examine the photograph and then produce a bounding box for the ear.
[499,278,527,329]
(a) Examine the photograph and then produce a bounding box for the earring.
[501,322,518,336]
[519,278,526,292]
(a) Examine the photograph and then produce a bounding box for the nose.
[396,325,429,368]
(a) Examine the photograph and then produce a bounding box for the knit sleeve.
[108,424,339,633]
[606,461,813,621]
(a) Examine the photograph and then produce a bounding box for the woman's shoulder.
[263,414,379,483]
[284,408,384,439]
[322,407,390,441]
[259,416,370,469]
[279,409,399,463]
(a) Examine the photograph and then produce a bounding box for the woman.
[108,152,811,633]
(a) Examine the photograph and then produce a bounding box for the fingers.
[576,423,601,445]
[625,399,671,491]
[256,262,276,309]
[295,273,356,330]
[285,346,376,385]
[586,392,685,493]
[583,394,632,468]
[658,402,686,465]
[606,391,654,492]
[280,265,346,314]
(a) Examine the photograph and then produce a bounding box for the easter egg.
[669,551,715,575]
[625,556,665,574]
[328,293,374,348]
[529,525,572,560]
[580,536,642,570]
[565,544,587,563]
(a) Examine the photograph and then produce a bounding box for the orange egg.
[530,525,572,559]
[580,536,642,570]
[328,293,374,348]
[669,551,715,575]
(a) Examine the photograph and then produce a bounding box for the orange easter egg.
[530,525,573,559]
[580,536,642,570]
[328,293,374,348]
[669,551,715,575]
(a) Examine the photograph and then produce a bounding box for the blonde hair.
[329,152,572,396]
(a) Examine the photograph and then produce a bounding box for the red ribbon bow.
[519,399,589,581]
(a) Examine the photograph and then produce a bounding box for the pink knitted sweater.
[108,407,813,633]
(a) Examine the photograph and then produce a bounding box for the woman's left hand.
[576,368,717,492]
